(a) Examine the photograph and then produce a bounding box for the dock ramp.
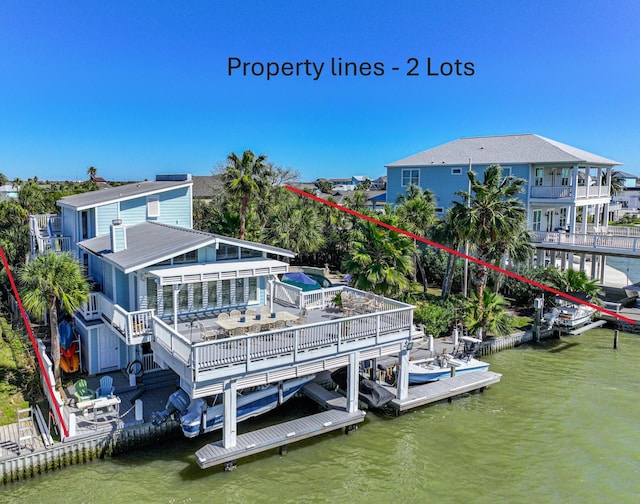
[196,409,365,470]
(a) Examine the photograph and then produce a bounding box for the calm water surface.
[3,329,639,503]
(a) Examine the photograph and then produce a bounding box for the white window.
[451,168,462,175]
[401,169,420,187]
[560,169,570,186]
[147,196,160,218]
[535,168,544,186]
[533,210,542,231]
[559,208,568,228]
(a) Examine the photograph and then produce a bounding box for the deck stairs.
[130,369,179,401]
[16,407,35,454]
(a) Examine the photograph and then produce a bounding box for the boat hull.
[407,358,490,385]
[181,376,314,438]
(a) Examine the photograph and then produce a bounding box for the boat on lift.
[152,375,315,438]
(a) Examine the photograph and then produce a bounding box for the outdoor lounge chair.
[73,379,94,403]
[95,375,115,398]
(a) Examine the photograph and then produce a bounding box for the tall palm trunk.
[442,253,455,299]
[239,197,248,240]
[49,300,61,387]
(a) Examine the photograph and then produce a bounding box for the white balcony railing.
[153,294,413,386]
[532,231,640,253]
[80,292,154,345]
[586,224,640,237]
[530,185,610,200]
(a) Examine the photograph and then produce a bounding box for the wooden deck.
[195,409,366,470]
[388,371,502,413]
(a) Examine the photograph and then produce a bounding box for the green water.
[3,329,639,503]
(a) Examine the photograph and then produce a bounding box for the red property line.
[0,248,70,438]
[285,185,636,325]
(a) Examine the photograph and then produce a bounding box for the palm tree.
[343,216,415,297]
[451,164,527,301]
[430,209,465,298]
[465,288,516,339]
[87,166,97,180]
[18,252,90,387]
[552,268,601,299]
[222,150,274,240]
[394,185,437,289]
[263,194,325,256]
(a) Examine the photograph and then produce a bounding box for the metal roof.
[57,180,193,211]
[78,222,295,273]
[386,134,622,168]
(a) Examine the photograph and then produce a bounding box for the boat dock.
[195,409,366,470]
[388,371,502,413]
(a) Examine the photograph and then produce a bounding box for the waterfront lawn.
[0,318,32,425]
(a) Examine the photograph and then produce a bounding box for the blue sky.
[1,0,638,182]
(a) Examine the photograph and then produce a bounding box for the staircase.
[130,369,179,401]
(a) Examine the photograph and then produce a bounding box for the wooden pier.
[195,409,366,470]
[388,371,502,413]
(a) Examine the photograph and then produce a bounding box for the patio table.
[216,312,299,335]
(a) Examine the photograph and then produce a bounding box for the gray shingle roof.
[386,134,621,168]
[78,222,294,273]
[57,180,192,210]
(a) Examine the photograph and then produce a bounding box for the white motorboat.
[406,336,490,385]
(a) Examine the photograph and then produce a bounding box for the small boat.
[543,293,597,329]
[406,336,490,385]
[624,281,640,299]
[152,375,315,438]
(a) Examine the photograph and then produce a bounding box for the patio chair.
[245,308,257,319]
[229,309,242,319]
[273,320,286,330]
[231,326,246,337]
[293,316,307,326]
[247,323,262,334]
[95,375,115,398]
[196,321,218,340]
[73,379,94,403]
[217,312,229,321]
[260,306,272,318]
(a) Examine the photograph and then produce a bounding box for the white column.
[223,379,238,449]
[396,346,410,401]
[346,352,360,414]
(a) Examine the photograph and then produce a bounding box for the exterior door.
[545,211,554,232]
[98,329,120,371]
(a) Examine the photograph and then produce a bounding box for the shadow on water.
[546,340,581,353]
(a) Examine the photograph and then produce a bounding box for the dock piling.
[613,329,619,349]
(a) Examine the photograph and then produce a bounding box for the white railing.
[300,286,343,309]
[529,185,610,200]
[35,236,72,254]
[575,185,609,198]
[141,352,162,372]
[83,292,154,344]
[37,339,68,438]
[154,318,194,366]
[189,306,412,379]
[586,224,640,237]
[532,231,640,252]
[530,186,572,199]
[274,281,302,308]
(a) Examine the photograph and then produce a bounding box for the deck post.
[222,379,238,449]
[396,346,410,401]
[346,352,359,413]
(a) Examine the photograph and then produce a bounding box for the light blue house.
[386,134,620,234]
[29,174,417,446]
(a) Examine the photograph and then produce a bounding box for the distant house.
[0,184,19,201]
[386,134,621,234]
